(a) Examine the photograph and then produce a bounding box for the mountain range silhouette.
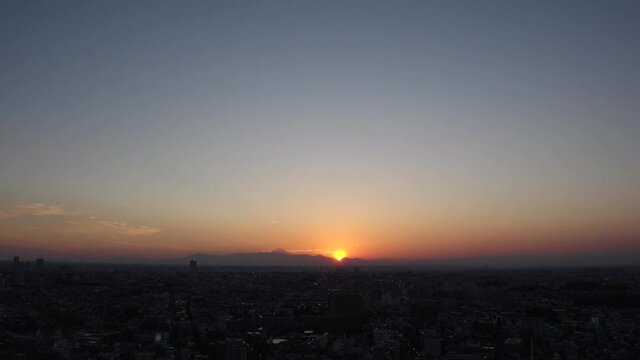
[161,248,640,268]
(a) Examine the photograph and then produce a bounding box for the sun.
[332,249,347,261]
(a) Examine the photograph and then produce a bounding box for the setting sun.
[332,249,347,261]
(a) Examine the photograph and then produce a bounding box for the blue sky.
[1,1,639,260]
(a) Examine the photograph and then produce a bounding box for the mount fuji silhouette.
[175,249,345,266]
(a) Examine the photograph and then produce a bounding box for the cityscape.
[1,257,639,359]
[2,1,640,359]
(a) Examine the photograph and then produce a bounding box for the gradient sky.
[1,1,639,261]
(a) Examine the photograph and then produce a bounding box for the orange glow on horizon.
[332,249,347,261]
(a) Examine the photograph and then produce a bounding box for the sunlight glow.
[333,249,347,261]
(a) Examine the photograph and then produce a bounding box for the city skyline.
[1,1,639,264]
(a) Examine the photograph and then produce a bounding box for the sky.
[1,1,639,262]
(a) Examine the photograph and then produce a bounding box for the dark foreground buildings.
[0,260,639,359]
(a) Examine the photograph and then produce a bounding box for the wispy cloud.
[63,218,161,237]
[112,240,190,250]
[281,248,332,255]
[0,203,70,219]
[0,202,160,237]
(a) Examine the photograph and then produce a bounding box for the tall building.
[225,338,248,360]
[328,290,365,333]
[189,259,197,273]
[328,290,363,318]
[13,256,20,267]
[36,258,44,269]
[214,338,247,360]
[422,328,442,357]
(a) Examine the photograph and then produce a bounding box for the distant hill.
[174,249,340,266]
[156,248,640,268]
[170,251,459,268]
[171,250,422,267]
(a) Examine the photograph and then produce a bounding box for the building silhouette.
[327,290,364,333]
